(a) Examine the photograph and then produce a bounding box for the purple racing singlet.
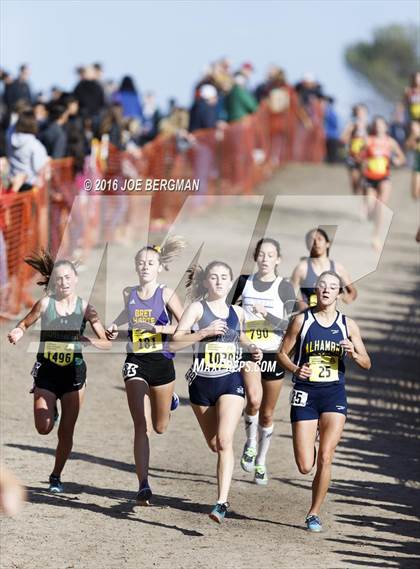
[126,285,174,359]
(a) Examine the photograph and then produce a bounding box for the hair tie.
[153,245,162,253]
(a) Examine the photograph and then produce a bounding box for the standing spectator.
[0,70,13,125]
[258,67,298,164]
[404,72,420,124]
[98,103,125,150]
[59,94,87,167]
[33,102,49,130]
[73,65,105,121]
[7,109,48,191]
[104,79,118,105]
[93,62,104,84]
[50,86,63,102]
[39,104,68,159]
[295,72,323,107]
[139,92,161,145]
[4,65,32,112]
[240,61,255,85]
[390,102,408,150]
[225,72,258,122]
[189,84,220,131]
[189,84,222,196]
[323,96,340,163]
[113,76,143,122]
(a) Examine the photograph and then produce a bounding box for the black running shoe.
[49,474,63,493]
[136,481,152,505]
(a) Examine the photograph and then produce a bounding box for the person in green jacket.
[225,72,258,122]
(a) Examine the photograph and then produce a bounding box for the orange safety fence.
[0,99,325,316]
[0,187,47,316]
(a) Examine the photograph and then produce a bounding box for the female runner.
[231,238,295,485]
[291,227,357,312]
[362,116,405,249]
[106,238,184,504]
[406,121,420,242]
[278,270,371,532]
[7,250,110,493]
[171,261,262,523]
[341,104,369,196]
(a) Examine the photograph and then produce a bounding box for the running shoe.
[136,481,152,505]
[240,444,256,472]
[48,474,64,494]
[209,501,229,524]
[170,392,180,412]
[306,514,323,532]
[254,464,268,486]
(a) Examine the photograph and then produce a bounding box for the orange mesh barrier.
[1,99,325,316]
[0,188,46,316]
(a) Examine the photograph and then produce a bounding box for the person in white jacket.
[8,109,49,191]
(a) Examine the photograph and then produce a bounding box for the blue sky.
[1,0,418,118]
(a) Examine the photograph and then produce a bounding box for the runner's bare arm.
[159,287,184,335]
[7,296,49,344]
[234,305,263,361]
[81,303,112,350]
[341,318,371,370]
[278,314,311,379]
[106,287,130,339]
[291,261,308,311]
[336,263,357,303]
[391,138,406,167]
[170,302,227,352]
[340,122,353,145]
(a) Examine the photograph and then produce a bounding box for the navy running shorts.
[290,382,347,422]
[189,372,245,407]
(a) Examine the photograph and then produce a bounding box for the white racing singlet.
[241,275,286,352]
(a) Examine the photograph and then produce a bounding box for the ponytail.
[24,249,78,292]
[186,261,233,301]
[135,235,186,270]
[186,264,206,301]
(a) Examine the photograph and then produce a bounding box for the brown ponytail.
[24,249,78,291]
[186,261,233,301]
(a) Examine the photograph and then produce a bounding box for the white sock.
[244,413,259,448]
[256,424,274,466]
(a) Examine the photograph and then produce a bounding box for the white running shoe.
[240,444,257,472]
[254,464,268,485]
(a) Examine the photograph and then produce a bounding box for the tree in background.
[345,24,419,101]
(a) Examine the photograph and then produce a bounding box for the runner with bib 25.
[278,270,370,532]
